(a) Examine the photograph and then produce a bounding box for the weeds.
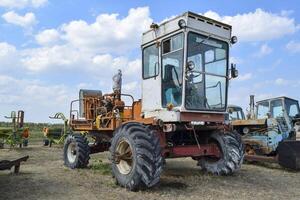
[90,159,111,175]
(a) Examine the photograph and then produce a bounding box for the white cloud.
[0,42,16,57]
[0,42,20,71]
[35,29,61,46]
[236,73,252,81]
[0,74,73,122]
[18,6,149,73]
[230,57,243,64]
[203,9,299,42]
[254,44,273,57]
[123,81,138,92]
[275,78,290,86]
[21,45,88,71]
[61,7,152,54]
[286,41,300,53]
[93,54,141,75]
[2,11,37,28]
[0,0,47,9]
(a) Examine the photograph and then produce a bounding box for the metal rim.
[115,139,133,175]
[67,142,77,163]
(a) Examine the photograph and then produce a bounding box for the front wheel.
[63,134,90,169]
[109,123,163,191]
[198,132,244,175]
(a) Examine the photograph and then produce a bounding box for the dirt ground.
[1,144,300,200]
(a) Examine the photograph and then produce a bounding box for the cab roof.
[142,11,232,46]
[256,96,299,104]
[228,104,243,109]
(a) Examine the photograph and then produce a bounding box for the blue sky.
[0,0,300,122]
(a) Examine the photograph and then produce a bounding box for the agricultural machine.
[227,105,245,121]
[231,95,300,169]
[43,113,70,147]
[63,12,244,191]
[0,111,29,148]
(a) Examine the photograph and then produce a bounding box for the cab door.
[142,43,161,112]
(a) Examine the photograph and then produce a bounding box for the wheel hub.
[67,142,77,163]
[115,139,133,175]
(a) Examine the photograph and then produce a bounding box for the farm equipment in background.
[63,11,244,191]
[227,105,245,121]
[231,95,300,170]
[43,113,70,147]
[0,111,29,148]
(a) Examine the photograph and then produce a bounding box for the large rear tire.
[63,134,90,169]
[110,122,163,191]
[198,132,244,175]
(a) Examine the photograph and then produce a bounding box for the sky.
[0,0,300,122]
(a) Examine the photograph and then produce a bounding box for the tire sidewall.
[63,135,79,169]
[199,132,243,175]
[210,132,228,164]
[110,127,141,189]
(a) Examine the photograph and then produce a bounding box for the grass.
[90,159,112,175]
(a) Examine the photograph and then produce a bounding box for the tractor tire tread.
[110,123,162,191]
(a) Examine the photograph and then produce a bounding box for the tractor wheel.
[23,139,28,147]
[110,123,163,191]
[198,132,244,175]
[63,134,90,169]
[43,139,49,146]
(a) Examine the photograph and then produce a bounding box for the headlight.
[178,19,186,28]
[243,127,250,134]
[231,36,238,44]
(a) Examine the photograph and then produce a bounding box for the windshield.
[185,32,228,111]
[257,101,269,119]
[228,107,245,120]
[270,99,284,118]
[285,99,300,117]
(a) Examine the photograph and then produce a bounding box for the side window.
[143,44,159,79]
[289,105,298,117]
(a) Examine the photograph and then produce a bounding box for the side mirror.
[230,63,238,78]
[186,61,195,71]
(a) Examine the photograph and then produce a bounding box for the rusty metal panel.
[180,112,225,123]
[231,119,266,126]
[167,144,220,158]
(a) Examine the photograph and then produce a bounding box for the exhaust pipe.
[249,95,255,120]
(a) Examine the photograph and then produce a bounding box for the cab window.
[257,101,269,119]
[143,44,159,79]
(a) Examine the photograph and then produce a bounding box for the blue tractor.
[231,95,300,170]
